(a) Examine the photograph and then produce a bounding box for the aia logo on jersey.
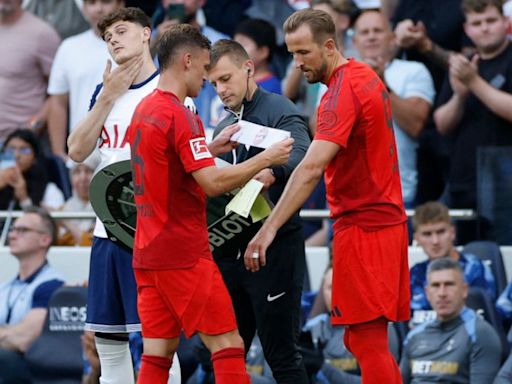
[189,138,212,160]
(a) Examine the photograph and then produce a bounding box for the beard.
[304,61,328,84]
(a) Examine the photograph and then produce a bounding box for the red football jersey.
[315,60,406,232]
[128,89,215,269]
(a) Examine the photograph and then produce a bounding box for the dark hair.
[412,201,452,231]
[427,257,464,277]
[462,0,504,15]
[157,24,211,71]
[23,206,57,246]
[234,18,277,60]
[209,39,250,70]
[283,8,337,46]
[98,7,151,40]
[3,128,41,158]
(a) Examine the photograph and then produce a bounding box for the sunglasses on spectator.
[4,147,33,156]
[9,226,46,235]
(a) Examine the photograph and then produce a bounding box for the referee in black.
[207,39,311,383]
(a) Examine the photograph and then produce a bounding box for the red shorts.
[331,223,410,325]
[134,257,237,338]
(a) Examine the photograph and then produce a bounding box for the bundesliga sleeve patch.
[189,137,212,160]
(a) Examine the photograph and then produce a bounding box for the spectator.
[47,0,124,160]
[234,18,282,94]
[494,350,512,383]
[0,206,64,383]
[434,0,512,212]
[24,0,90,39]
[0,0,60,142]
[202,0,251,36]
[410,202,496,325]
[303,266,400,383]
[505,0,512,38]
[392,0,471,206]
[0,129,65,210]
[244,0,295,46]
[392,0,469,90]
[400,257,502,383]
[311,0,357,57]
[57,157,97,246]
[150,0,227,57]
[352,9,435,208]
[496,280,512,321]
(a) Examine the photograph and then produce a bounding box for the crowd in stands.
[1,0,512,382]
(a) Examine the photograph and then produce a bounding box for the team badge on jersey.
[189,138,212,161]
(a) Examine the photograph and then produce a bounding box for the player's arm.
[469,322,502,384]
[244,139,339,271]
[68,57,143,162]
[47,93,69,160]
[192,138,294,197]
[0,308,47,352]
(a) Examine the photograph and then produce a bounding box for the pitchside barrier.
[1,209,508,292]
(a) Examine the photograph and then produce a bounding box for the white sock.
[168,353,181,384]
[94,336,135,384]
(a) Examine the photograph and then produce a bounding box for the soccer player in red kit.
[245,9,410,384]
[127,24,293,384]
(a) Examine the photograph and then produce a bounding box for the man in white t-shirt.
[47,0,124,160]
[352,9,435,207]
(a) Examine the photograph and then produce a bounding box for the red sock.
[344,318,402,384]
[211,347,250,384]
[137,354,172,384]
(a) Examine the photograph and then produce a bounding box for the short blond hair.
[412,201,452,231]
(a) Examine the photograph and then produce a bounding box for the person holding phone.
[0,129,64,211]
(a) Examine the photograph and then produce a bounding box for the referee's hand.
[244,224,277,272]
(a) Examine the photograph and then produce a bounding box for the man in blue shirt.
[0,207,64,382]
[410,202,496,325]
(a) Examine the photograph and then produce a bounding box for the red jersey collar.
[326,58,352,86]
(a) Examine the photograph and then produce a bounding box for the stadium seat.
[466,287,509,361]
[463,240,507,295]
[25,286,87,384]
[45,155,72,200]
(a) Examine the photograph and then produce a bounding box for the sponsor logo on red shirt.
[189,138,212,161]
